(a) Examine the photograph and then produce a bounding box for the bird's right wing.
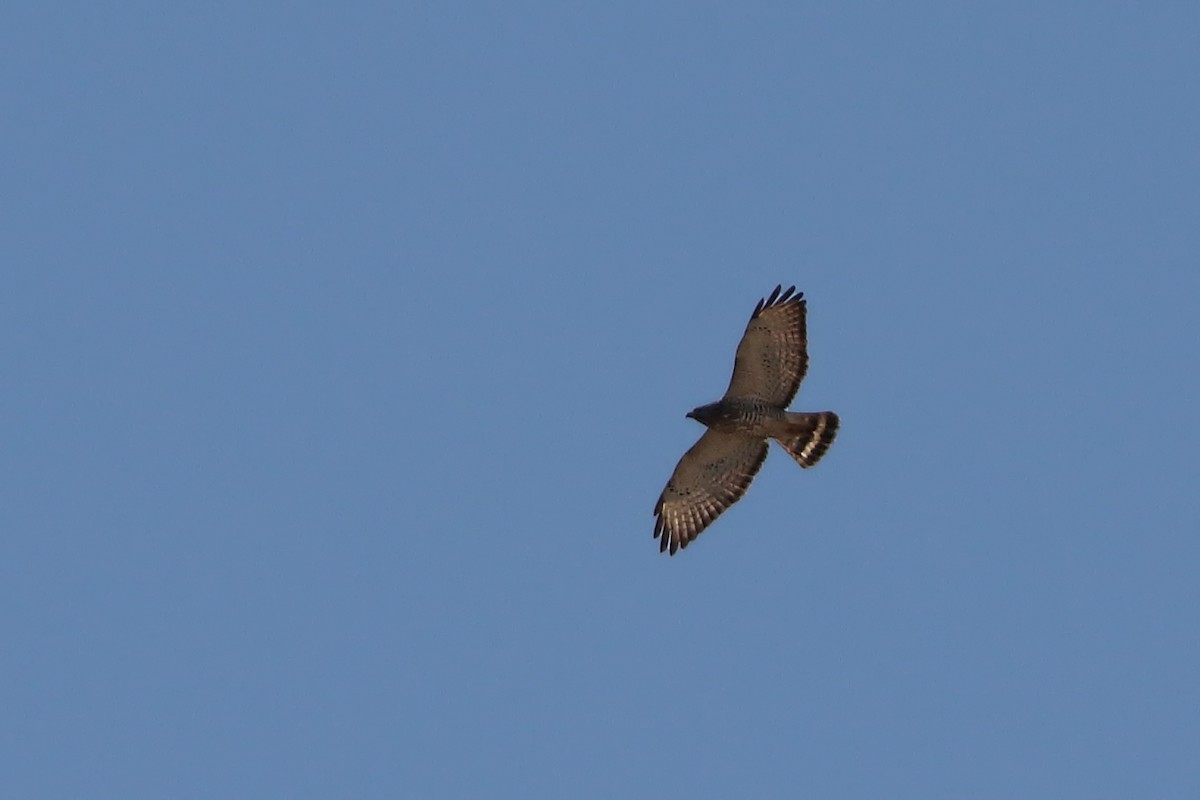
[653,431,768,555]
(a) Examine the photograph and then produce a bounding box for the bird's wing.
[653,431,768,555]
[724,285,808,406]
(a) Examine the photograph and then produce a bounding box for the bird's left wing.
[724,285,809,406]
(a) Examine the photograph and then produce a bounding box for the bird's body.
[689,398,791,435]
[653,285,839,555]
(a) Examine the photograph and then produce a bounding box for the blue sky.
[4,3,1199,797]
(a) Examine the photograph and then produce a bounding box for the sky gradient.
[5,3,1199,798]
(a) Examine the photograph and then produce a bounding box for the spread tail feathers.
[774,412,839,468]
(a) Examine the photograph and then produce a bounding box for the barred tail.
[774,412,839,468]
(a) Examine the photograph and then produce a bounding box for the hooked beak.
[685,410,697,420]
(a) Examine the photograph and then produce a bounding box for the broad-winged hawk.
[653,285,839,555]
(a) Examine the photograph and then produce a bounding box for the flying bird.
[653,285,839,555]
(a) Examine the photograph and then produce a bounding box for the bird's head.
[686,402,722,426]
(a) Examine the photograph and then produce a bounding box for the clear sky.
[5,3,1199,798]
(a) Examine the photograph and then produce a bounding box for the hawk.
[653,285,839,555]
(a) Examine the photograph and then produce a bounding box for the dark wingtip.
[753,285,805,318]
